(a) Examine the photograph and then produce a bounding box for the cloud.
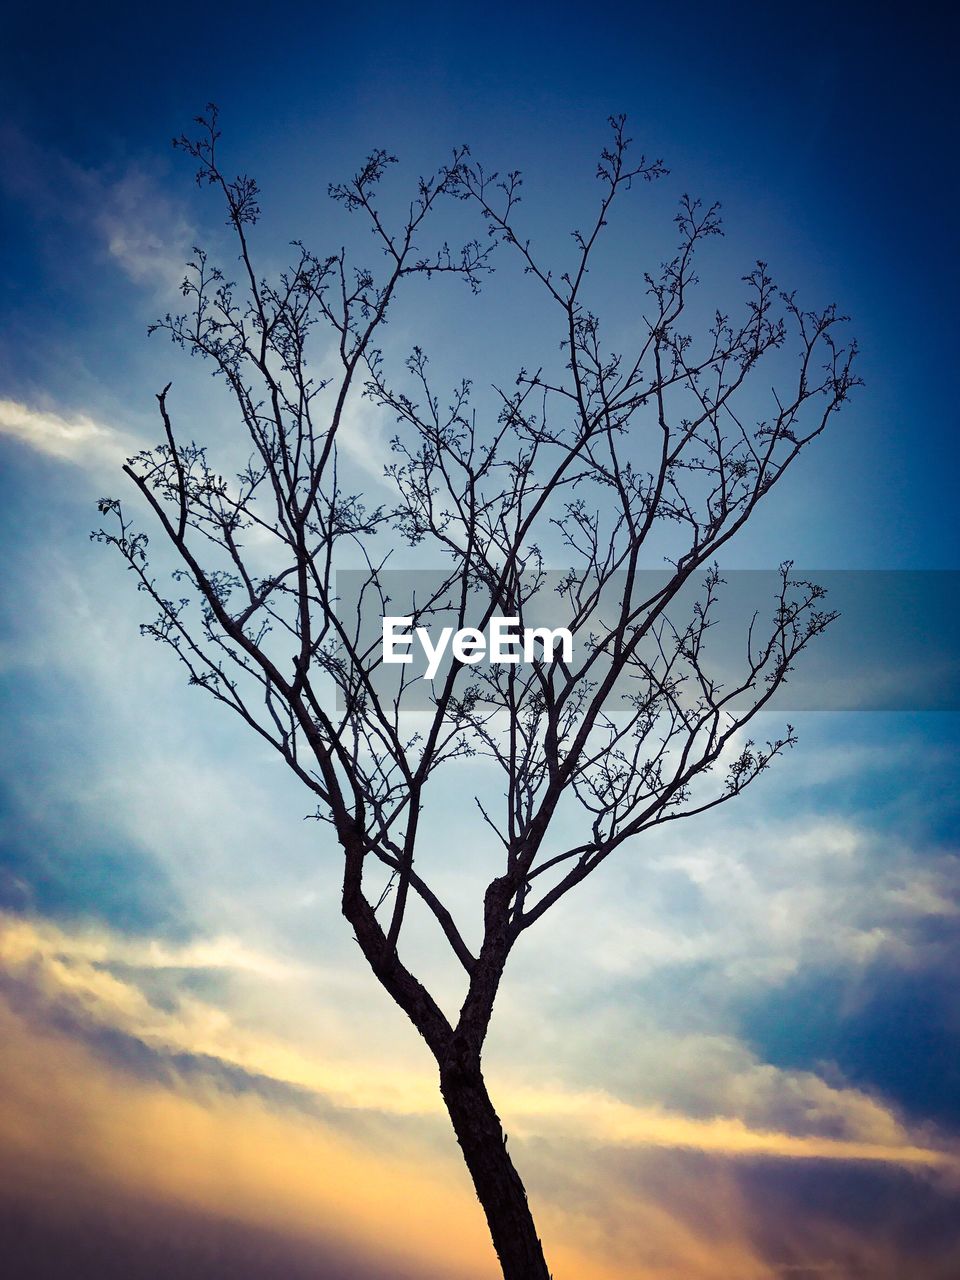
[0,915,293,978]
[4,913,960,1280]
[0,987,492,1280]
[503,792,960,1009]
[0,124,194,296]
[0,912,441,1117]
[530,1143,960,1280]
[506,1082,950,1168]
[90,168,194,292]
[3,875,960,1280]
[2,911,955,1176]
[312,349,395,486]
[0,398,139,470]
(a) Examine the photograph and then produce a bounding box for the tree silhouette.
[95,107,859,1280]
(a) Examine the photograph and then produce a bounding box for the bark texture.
[439,1054,552,1280]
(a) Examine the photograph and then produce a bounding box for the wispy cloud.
[0,398,139,469]
[2,911,954,1175]
[507,1082,951,1169]
[0,124,194,296]
[0,913,440,1116]
[90,168,194,292]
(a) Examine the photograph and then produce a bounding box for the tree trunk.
[439,1055,552,1280]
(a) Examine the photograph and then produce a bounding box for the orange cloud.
[3,911,959,1280]
[0,990,494,1279]
[3,913,954,1173]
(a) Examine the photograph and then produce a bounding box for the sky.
[1,2,959,1278]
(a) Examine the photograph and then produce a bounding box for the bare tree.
[95,107,859,1280]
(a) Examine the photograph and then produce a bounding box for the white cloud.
[90,167,194,292]
[0,398,139,469]
[0,124,194,297]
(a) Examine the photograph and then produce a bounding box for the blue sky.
[1,3,959,1277]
